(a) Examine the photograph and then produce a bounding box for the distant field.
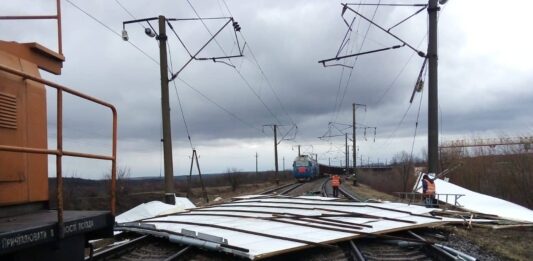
[49,170,292,213]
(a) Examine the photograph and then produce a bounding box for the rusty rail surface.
[0,64,117,238]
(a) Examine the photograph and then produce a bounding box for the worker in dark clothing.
[422,174,437,208]
[331,174,341,197]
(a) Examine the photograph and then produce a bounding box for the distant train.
[292,155,320,181]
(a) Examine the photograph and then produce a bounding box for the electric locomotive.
[292,155,320,182]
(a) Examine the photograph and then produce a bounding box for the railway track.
[320,178,362,202]
[259,182,303,195]
[87,234,190,261]
[89,181,481,261]
[350,230,467,261]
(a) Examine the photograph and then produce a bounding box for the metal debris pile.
[116,195,481,260]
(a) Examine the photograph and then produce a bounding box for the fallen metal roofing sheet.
[414,174,533,223]
[116,196,460,260]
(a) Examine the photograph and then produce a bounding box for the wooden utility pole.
[427,0,439,174]
[188,149,208,202]
[158,15,175,204]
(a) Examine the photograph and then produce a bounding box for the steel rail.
[349,240,366,261]
[339,185,362,202]
[86,235,149,260]
[164,246,191,261]
[321,178,330,197]
[278,183,304,195]
[259,182,299,195]
[407,230,457,260]
[0,64,118,238]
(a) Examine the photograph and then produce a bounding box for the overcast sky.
[3,0,533,178]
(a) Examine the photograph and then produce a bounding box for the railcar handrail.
[394,191,465,208]
[0,0,63,55]
[0,63,117,238]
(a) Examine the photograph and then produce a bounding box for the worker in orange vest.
[331,174,341,197]
[422,174,436,208]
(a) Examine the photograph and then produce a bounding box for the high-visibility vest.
[423,179,436,195]
[331,175,340,187]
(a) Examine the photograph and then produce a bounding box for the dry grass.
[345,182,398,201]
[445,225,533,260]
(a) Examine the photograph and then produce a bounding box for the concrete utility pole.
[353,103,366,174]
[427,0,439,174]
[158,15,175,204]
[274,124,279,185]
[255,152,258,174]
[283,157,285,171]
[123,15,243,204]
[345,133,349,175]
[353,103,356,174]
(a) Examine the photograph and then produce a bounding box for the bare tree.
[392,151,413,192]
[226,168,240,192]
[104,166,131,203]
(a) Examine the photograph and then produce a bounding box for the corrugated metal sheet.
[117,196,460,260]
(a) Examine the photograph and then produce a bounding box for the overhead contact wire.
[66,0,159,65]
[71,0,266,139]
[185,0,284,126]
[334,0,382,122]
[168,43,194,149]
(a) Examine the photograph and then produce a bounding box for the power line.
[114,0,194,149]
[242,40,296,126]
[65,0,159,65]
[333,0,382,123]
[373,35,427,106]
[331,2,362,123]
[168,43,194,149]
[114,0,146,30]
[219,0,297,126]
[409,81,425,162]
[383,102,414,146]
[177,78,265,134]
[220,0,303,140]
[185,0,284,126]
[68,0,267,138]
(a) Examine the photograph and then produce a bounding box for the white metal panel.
[117,196,459,260]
